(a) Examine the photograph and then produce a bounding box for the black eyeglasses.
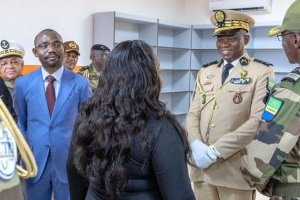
[276,32,295,41]
[35,41,63,50]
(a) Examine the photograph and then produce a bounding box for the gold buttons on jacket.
[210,123,216,128]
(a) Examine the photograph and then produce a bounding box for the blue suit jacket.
[14,67,92,183]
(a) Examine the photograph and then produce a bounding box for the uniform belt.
[272,182,300,198]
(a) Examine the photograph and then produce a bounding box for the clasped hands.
[190,140,221,169]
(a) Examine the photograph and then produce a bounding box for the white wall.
[2,0,186,65]
[185,0,294,25]
[2,0,294,65]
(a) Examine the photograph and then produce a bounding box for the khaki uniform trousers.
[194,181,256,200]
[0,184,24,200]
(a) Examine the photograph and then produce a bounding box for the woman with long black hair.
[67,40,195,200]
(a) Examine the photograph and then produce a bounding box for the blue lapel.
[31,68,50,119]
[51,69,75,118]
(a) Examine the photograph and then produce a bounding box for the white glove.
[190,140,220,169]
[207,145,221,161]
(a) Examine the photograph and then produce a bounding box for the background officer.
[63,40,80,70]
[77,44,110,92]
[0,40,24,96]
[186,10,275,200]
[241,1,300,199]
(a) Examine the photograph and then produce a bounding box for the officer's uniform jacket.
[77,64,100,93]
[186,52,274,190]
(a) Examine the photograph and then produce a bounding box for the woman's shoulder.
[147,116,175,131]
[145,116,179,140]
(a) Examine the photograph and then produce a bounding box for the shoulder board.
[79,66,89,72]
[253,59,273,67]
[290,67,300,75]
[202,60,219,68]
[281,67,300,83]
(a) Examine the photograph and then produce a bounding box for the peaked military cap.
[0,40,25,59]
[268,0,300,36]
[64,41,80,55]
[91,44,110,52]
[210,10,255,36]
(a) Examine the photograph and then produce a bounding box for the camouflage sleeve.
[77,70,83,75]
[241,82,300,193]
[77,68,89,79]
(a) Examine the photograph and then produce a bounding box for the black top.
[0,77,16,121]
[67,117,195,200]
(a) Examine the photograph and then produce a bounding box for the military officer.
[77,44,110,92]
[63,40,80,70]
[241,1,300,199]
[186,10,275,200]
[0,40,24,96]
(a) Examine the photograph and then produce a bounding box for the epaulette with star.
[253,59,273,67]
[202,60,219,68]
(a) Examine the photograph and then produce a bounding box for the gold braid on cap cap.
[215,20,250,34]
[0,99,37,179]
[0,49,23,58]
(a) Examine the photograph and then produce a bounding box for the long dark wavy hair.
[72,40,190,199]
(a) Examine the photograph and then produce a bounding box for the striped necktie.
[45,75,56,116]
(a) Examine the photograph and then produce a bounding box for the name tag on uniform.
[230,78,251,84]
[262,96,283,122]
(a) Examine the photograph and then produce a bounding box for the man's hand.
[190,140,220,169]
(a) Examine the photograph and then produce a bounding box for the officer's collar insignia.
[230,78,251,84]
[215,10,225,27]
[0,40,9,49]
[239,57,249,66]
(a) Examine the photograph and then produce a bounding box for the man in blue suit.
[13,29,92,200]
